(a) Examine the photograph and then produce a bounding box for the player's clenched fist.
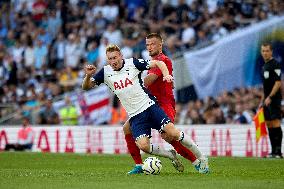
[84,64,97,76]
[163,75,174,83]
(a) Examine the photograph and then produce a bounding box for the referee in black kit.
[261,42,283,158]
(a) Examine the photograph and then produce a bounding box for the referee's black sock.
[268,128,276,154]
[274,127,283,155]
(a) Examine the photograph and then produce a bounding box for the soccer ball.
[142,157,162,175]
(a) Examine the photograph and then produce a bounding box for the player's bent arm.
[82,75,96,90]
[144,73,159,87]
[149,60,170,77]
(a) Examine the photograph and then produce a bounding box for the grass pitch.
[0,152,283,189]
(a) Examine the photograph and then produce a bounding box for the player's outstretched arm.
[149,60,173,83]
[82,64,97,90]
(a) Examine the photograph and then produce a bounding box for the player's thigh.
[148,104,172,132]
[123,118,131,134]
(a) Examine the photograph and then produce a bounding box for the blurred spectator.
[5,116,34,151]
[86,41,99,65]
[24,36,35,69]
[58,66,79,91]
[59,96,79,125]
[32,0,47,26]
[34,39,48,70]
[181,20,195,48]
[37,98,60,125]
[47,10,62,39]
[102,22,122,46]
[53,32,65,69]
[5,54,18,86]
[64,33,81,68]
[109,100,128,125]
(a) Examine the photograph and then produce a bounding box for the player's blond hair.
[106,44,121,54]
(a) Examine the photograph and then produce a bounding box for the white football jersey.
[92,58,156,117]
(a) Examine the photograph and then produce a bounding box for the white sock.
[149,144,174,160]
[179,131,204,159]
[192,159,200,166]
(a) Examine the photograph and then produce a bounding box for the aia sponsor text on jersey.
[113,78,133,90]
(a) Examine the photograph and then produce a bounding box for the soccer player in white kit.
[82,44,209,173]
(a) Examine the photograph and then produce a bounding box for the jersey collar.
[152,52,164,60]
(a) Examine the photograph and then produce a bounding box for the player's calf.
[161,132,174,143]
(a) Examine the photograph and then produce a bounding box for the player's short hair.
[106,44,121,54]
[261,42,273,50]
[146,33,163,42]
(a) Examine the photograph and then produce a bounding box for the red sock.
[171,140,197,163]
[125,134,143,164]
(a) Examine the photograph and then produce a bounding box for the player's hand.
[264,96,271,106]
[257,102,263,109]
[163,75,174,83]
[84,64,96,76]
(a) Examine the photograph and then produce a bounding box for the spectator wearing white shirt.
[102,23,122,46]
[11,40,24,65]
[64,33,81,68]
[181,21,195,49]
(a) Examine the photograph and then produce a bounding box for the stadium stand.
[0,0,283,125]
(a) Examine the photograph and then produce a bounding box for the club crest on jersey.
[114,78,133,90]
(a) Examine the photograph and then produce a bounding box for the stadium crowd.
[0,0,283,125]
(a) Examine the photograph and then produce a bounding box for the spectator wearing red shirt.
[5,117,34,151]
[32,0,47,25]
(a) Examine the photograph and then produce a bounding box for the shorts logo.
[264,71,269,79]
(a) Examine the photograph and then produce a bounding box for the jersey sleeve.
[133,58,150,71]
[273,63,281,81]
[91,68,104,85]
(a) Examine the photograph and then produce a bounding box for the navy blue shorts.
[129,104,172,141]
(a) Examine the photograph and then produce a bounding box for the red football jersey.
[147,53,175,110]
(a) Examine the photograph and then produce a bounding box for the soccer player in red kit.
[124,33,209,174]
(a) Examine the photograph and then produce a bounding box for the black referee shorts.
[263,98,281,121]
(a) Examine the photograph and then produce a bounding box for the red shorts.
[159,103,176,122]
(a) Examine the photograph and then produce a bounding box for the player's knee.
[136,141,150,153]
[123,121,131,134]
[164,124,180,141]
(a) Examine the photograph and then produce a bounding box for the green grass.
[0,152,283,189]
